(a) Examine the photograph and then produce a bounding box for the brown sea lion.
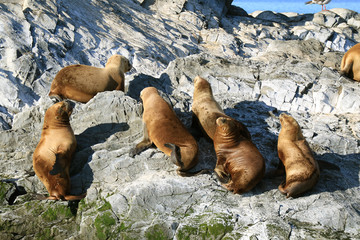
[277,113,320,198]
[130,87,200,176]
[213,116,265,194]
[33,101,86,200]
[340,43,360,81]
[191,76,227,140]
[49,54,132,103]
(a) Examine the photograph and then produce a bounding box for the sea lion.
[49,54,132,103]
[130,87,200,176]
[340,43,360,81]
[191,76,227,140]
[277,113,320,198]
[213,116,265,194]
[33,101,85,200]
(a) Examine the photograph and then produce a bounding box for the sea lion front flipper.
[274,159,285,176]
[214,165,231,183]
[49,153,64,175]
[189,112,204,139]
[164,143,183,168]
[129,123,153,157]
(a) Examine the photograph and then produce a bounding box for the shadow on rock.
[127,73,173,100]
[69,122,130,193]
[227,101,360,197]
[314,152,359,194]
[0,179,27,205]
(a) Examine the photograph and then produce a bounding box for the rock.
[313,11,346,28]
[330,8,358,20]
[0,0,360,239]
[253,11,290,23]
[227,5,248,17]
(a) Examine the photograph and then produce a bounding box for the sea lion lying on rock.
[49,54,132,103]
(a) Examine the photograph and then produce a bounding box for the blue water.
[232,0,360,14]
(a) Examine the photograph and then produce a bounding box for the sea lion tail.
[164,143,184,168]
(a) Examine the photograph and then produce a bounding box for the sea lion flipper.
[176,169,211,177]
[129,140,153,157]
[272,159,285,176]
[189,113,204,139]
[49,94,63,103]
[64,193,87,201]
[129,123,153,157]
[164,143,183,168]
[214,165,231,183]
[49,154,64,175]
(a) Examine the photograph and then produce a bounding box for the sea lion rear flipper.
[49,94,63,103]
[164,143,183,168]
[129,123,153,157]
[177,169,211,177]
[64,193,87,201]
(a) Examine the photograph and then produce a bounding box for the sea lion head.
[279,113,303,140]
[140,87,158,101]
[44,101,73,127]
[216,117,234,133]
[193,76,212,93]
[106,54,132,72]
[56,100,73,119]
[215,116,251,140]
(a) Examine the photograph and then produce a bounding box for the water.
[232,0,360,14]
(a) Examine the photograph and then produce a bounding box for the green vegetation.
[94,211,116,240]
[98,200,112,211]
[42,204,73,221]
[176,214,234,240]
[266,223,289,239]
[35,228,54,240]
[0,182,8,202]
[145,224,170,240]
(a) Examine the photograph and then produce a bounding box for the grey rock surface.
[0,0,359,239]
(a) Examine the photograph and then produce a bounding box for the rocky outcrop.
[0,0,360,239]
